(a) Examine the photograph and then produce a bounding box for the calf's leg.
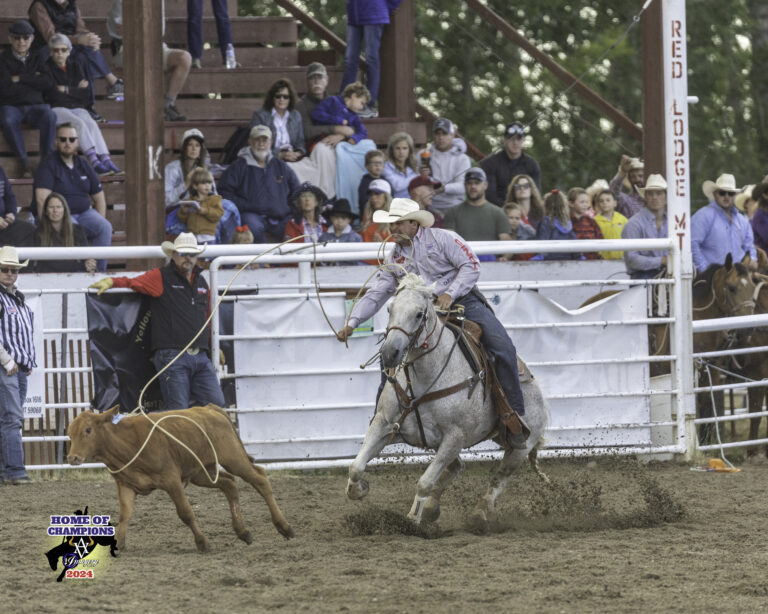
[115,481,136,551]
[164,480,210,552]
[191,468,252,544]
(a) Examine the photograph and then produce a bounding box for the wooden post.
[642,0,666,174]
[123,0,165,263]
[379,0,415,120]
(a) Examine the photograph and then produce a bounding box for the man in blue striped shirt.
[692,174,757,274]
[0,245,35,485]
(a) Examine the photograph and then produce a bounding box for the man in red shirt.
[89,233,225,410]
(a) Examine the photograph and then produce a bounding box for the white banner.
[23,294,45,419]
[234,287,653,461]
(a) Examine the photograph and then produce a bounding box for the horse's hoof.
[346,478,369,500]
[421,497,441,523]
[238,530,253,544]
[466,509,489,535]
[195,537,211,553]
[405,512,422,525]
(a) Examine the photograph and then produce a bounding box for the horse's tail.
[528,442,550,484]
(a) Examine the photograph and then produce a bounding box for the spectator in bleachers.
[310,81,376,216]
[319,199,362,248]
[500,202,535,262]
[0,164,36,248]
[0,245,35,485]
[692,173,757,273]
[609,155,645,219]
[340,0,403,118]
[43,34,122,176]
[107,0,191,122]
[177,167,223,246]
[284,182,328,243]
[533,189,582,260]
[443,167,511,261]
[481,122,541,206]
[360,178,391,243]
[382,131,418,198]
[33,191,95,272]
[736,184,757,221]
[592,189,627,260]
[187,0,236,69]
[621,173,668,279]
[358,149,389,209]
[33,122,112,270]
[0,20,57,178]
[417,118,471,214]
[751,178,768,252]
[29,0,124,101]
[504,173,545,230]
[568,187,602,260]
[217,125,299,243]
[250,79,305,162]
[407,175,441,218]
[164,128,240,243]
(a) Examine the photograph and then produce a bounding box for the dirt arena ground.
[3,456,768,613]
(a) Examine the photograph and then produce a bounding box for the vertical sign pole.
[663,0,696,459]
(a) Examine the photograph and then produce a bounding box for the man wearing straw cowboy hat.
[621,173,669,279]
[0,246,35,484]
[336,197,528,447]
[89,233,225,410]
[691,173,757,275]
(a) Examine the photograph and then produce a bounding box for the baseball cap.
[465,167,487,182]
[249,125,272,140]
[368,179,392,195]
[432,118,455,134]
[182,128,204,144]
[306,62,327,78]
[504,122,525,138]
[9,20,34,36]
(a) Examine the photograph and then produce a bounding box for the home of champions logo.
[44,506,118,582]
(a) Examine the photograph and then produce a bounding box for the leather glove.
[89,277,114,295]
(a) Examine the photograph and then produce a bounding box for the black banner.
[85,293,164,412]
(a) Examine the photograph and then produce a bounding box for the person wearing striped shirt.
[0,246,35,485]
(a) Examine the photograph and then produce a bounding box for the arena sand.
[3,456,768,613]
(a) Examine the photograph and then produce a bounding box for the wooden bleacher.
[2,0,427,265]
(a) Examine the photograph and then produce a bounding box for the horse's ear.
[724,253,733,270]
[741,252,752,267]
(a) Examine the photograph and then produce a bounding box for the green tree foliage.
[241,0,763,207]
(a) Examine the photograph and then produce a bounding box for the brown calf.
[67,405,294,553]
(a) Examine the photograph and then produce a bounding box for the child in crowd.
[534,189,582,260]
[360,179,392,264]
[568,187,602,260]
[502,202,535,261]
[592,189,627,260]
[177,168,224,245]
[358,149,390,208]
[320,199,363,265]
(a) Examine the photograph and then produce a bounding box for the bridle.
[383,292,441,355]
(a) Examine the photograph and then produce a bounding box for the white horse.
[346,274,549,530]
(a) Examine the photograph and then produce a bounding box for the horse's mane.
[396,273,435,298]
[693,261,748,302]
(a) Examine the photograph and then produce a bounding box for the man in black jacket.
[0,20,56,178]
[481,122,542,206]
[89,233,226,410]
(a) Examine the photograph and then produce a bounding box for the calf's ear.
[98,406,120,421]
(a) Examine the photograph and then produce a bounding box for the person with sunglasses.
[0,20,57,178]
[33,122,112,270]
[0,245,36,485]
[250,79,305,162]
[42,33,122,176]
[691,173,758,274]
[89,233,226,411]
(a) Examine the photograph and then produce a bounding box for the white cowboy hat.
[0,245,28,268]
[637,173,668,198]
[735,184,756,213]
[702,173,740,200]
[628,157,644,170]
[161,232,206,259]
[372,197,435,228]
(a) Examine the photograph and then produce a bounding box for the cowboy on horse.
[336,197,529,448]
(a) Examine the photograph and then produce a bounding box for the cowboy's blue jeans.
[0,370,28,481]
[153,349,225,410]
[455,291,526,416]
